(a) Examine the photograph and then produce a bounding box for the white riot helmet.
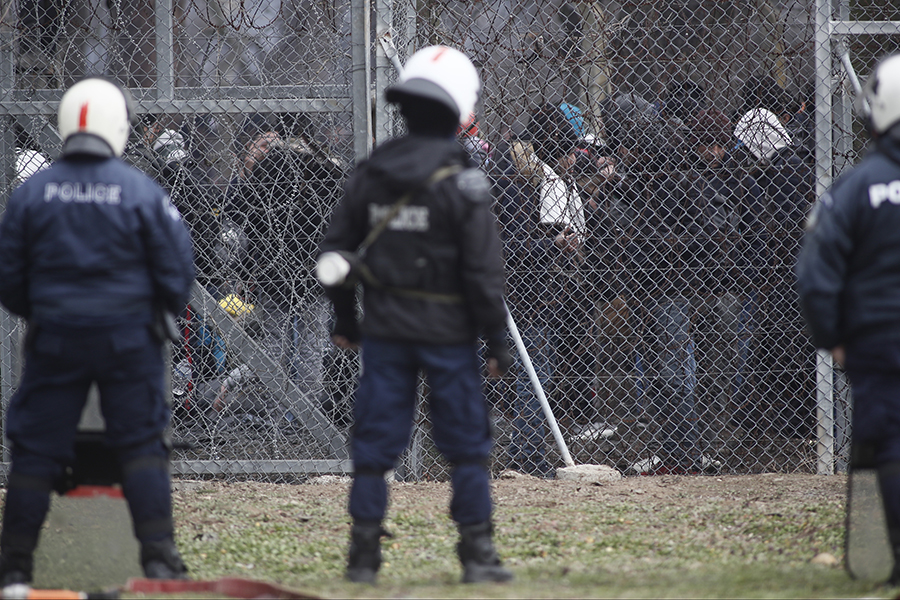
[386,45,480,125]
[58,77,135,158]
[859,53,900,136]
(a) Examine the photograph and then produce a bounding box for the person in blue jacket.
[796,53,900,585]
[316,46,513,585]
[0,77,195,586]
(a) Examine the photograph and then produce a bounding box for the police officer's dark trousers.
[348,338,494,525]
[1,316,175,565]
[845,337,900,581]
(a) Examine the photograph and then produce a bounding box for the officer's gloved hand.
[332,315,361,349]
[485,331,512,377]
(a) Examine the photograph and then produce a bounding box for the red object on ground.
[24,590,87,599]
[63,486,124,499]
[125,577,319,599]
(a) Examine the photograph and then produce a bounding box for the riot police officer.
[796,53,900,584]
[317,46,513,584]
[0,77,195,585]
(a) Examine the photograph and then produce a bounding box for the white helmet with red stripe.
[58,77,135,158]
[386,45,480,125]
[859,53,900,136]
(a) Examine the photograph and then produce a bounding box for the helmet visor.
[386,78,460,119]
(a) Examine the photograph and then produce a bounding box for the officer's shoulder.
[452,167,492,204]
[119,160,170,194]
[831,155,886,195]
[119,157,160,180]
[11,162,54,195]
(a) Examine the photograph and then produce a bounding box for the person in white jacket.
[509,103,598,443]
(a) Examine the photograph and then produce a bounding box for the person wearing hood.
[734,105,815,439]
[123,113,223,382]
[518,101,606,456]
[686,108,770,437]
[796,53,900,585]
[733,106,812,250]
[489,102,587,479]
[316,45,513,585]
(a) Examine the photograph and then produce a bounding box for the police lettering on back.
[316,45,514,586]
[367,203,429,232]
[43,181,122,204]
[869,180,900,208]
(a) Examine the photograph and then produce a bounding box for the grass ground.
[157,472,896,599]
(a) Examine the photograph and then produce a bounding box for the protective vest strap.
[358,164,463,255]
[356,164,466,304]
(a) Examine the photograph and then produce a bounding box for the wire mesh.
[390,0,896,479]
[0,0,898,482]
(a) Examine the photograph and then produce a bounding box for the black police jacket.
[319,134,507,344]
[0,155,195,321]
[796,133,900,350]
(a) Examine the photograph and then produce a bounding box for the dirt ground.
[182,469,847,514]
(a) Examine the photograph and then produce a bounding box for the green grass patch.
[166,475,894,598]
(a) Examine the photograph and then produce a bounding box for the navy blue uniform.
[797,134,900,454]
[0,154,194,562]
[797,132,900,570]
[797,137,900,353]
[319,134,507,525]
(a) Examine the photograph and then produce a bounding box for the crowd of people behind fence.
[463,75,815,476]
[10,68,818,476]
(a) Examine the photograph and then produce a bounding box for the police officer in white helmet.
[0,77,195,586]
[317,46,513,584]
[797,53,900,584]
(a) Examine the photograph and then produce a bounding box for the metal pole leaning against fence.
[505,302,575,468]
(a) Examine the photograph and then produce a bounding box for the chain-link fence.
[1,0,898,482]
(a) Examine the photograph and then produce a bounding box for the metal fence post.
[813,0,836,475]
[374,0,398,147]
[154,0,174,100]
[351,0,372,162]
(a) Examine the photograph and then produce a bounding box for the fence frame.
[1,0,899,478]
